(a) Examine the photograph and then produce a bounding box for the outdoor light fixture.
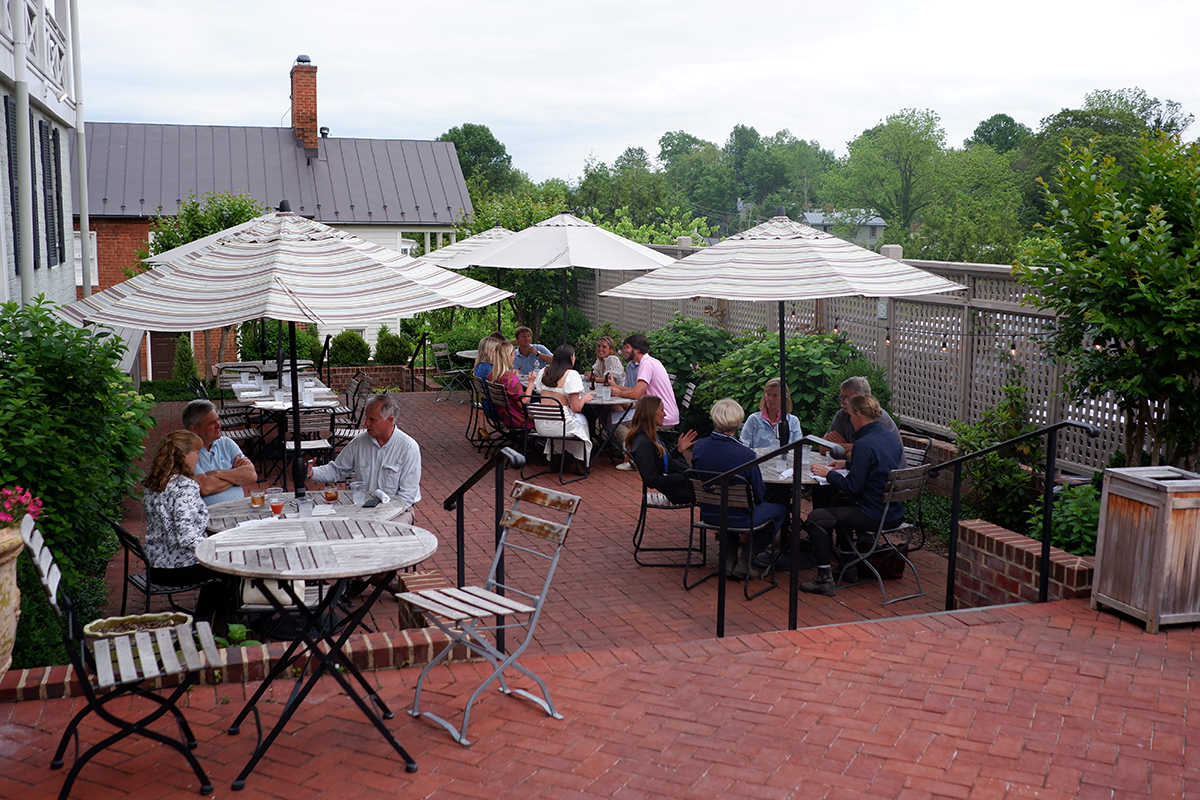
[55,89,68,102]
[1010,338,1017,356]
[941,339,948,353]
[884,328,891,346]
[831,317,839,335]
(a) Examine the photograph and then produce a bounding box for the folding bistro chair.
[632,481,704,568]
[520,396,590,484]
[686,472,779,599]
[901,435,932,550]
[104,515,222,616]
[399,481,581,745]
[431,343,470,402]
[20,516,223,799]
[484,379,530,454]
[835,464,929,605]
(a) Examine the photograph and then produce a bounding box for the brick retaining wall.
[954,519,1094,609]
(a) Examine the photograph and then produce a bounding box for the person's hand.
[677,429,697,454]
[583,392,594,403]
[810,463,830,478]
[829,459,846,470]
[307,459,315,478]
[819,430,847,455]
[234,455,252,468]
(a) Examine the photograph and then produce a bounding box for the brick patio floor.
[3,392,1197,798]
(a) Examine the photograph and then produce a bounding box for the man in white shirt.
[309,393,421,524]
[183,399,258,506]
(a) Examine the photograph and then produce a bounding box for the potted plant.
[1,486,43,682]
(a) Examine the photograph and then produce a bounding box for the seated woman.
[525,344,594,472]
[141,430,229,624]
[586,336,625,387]
[625,395,696,506]
[489,341,533,430]
[802,394,904,597]
[740,378,802,449]
[692,398,788,576]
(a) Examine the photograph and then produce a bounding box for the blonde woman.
[490,340,533,430]
[740,378,802,449]
[586,336,625,387]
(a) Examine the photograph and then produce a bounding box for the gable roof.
[74,122,472,227]
[802,210,886,228]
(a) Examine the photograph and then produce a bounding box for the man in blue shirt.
[183,399,258,506]
[512,326,552,377]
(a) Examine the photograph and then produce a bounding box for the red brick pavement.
[6,393,1194,797]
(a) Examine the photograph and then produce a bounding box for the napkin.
[779,468,793,481]
[312,505,337,516]
[373,489,391,504]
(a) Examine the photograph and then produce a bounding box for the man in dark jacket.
[801,394,903,596]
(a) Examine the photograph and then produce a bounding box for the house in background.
[802,210,886,249]
[2,2,76,309]
[73,55,472,379]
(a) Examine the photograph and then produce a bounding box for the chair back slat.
[133,630,162,680]
[21,517,62,617]
[510,480,581,513]
[882,464,930,504]
[689,477,755,512]
[523,401,569,422]
[499,508,570,544]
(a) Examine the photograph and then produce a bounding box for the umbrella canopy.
[415,226,515,266]
[601,214,965,444]
[600,214,964,301]
[59,211,511,332]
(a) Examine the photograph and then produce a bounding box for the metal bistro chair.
[399,480,581,745]
[432,343,470,403]
[484,379,531,455]
[330,373,372,451]
[835,464,930,605]
[520,396,590,485]
[632,482,703,569]
[104,515,222,616]
[20,516,223,799]
[685,472,779,599]
[901,435,932,550]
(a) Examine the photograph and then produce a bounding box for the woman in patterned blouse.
[142,430,227,623]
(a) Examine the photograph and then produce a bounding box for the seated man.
[512,326,552,377]
[822,376,901,459]
[308,394,421,524]
[802,394,904,597]
[608,334,678,470]
[183,399,258,506]
[691,398,788,578]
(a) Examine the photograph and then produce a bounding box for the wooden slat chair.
[399,481,581,745]
[632,482,704,569]
[330,374,372,451]
[217,408,265,466]
[835,464,929,605]
[483,379,530,455]
[20,516,223,799]
[686,472,779,599]
[105,515,222,616]
[660,382,696,450]
[281,409,335,473]
[901,435,932,550]
[464,372,486,447]
[431,343,470,403]
[520,396,590,485]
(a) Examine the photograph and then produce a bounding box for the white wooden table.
[205,491,408,534]
[196,518,437,787]
[754,447,830,485]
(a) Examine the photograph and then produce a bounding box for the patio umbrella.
[416,226,515,329]
[437,212,677,345]
[59,210,512,492]
[601,214,966,444]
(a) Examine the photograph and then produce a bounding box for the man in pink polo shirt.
[607,333,679,469]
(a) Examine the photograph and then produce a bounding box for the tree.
[824,109,947,236]
[1014,133,1200,468]
[575,148,682,229]
[133,191,269,379]
[965,113,1031,153]
[1083,88,1193,135]
[438,123,522,195]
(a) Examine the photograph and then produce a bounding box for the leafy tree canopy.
[133,190,269,273]
[965,113,1031,153]
[438,122,524,196]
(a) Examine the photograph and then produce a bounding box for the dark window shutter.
[40,121,58,267]
[52,128,65,264]
[4,95,17,275]
[28,111,39,269]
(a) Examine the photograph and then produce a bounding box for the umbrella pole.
[561,268,568,346]
[777,302,790,446]
[289,322,306,497]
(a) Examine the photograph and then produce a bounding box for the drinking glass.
[296,497,314,518]
[250,489,265,507]
[266,487,284,515]
[324,483,339,502]
[350,481,367,505]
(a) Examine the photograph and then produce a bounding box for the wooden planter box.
[1091,467,1200,633]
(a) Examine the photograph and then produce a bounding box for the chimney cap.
[295,54,311,64]
[319,126,329,138]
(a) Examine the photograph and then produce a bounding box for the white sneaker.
[615,461,635,471]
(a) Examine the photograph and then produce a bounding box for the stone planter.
[0,523,23,683]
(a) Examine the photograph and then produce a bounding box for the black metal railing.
[406,331,430,393]
[317,334,332,385]
[930,420,1100,610]
[702,434,846,638]
[442,447,524,651]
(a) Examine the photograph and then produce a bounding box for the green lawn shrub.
[328,330,371,367]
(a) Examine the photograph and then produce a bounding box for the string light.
[941,339,948,353]
[1010,338,1017,356]
[884,328,891,346]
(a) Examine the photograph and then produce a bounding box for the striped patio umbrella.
[437,213,677,344]
[59,210,511,493]
[602,214,965,442]
[417,226,516,329]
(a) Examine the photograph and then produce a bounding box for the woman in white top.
[739,377,803,449]
[525,343,594,470]
[586,336,625,387]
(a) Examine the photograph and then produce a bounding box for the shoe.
[799,576,837,597]
[752,550,776,570]
[723,546,744,579]
[616,461,635,471]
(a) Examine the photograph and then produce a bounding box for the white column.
[68,0,92,296]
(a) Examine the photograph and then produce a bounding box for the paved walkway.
[3,392,1196,798]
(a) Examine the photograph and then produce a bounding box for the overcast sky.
[77,0,1198,183]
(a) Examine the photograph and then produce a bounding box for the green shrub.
[907,491,978,551]
[1,299,155,667]
[173,334,198,380]
[238,320,322,362]
[813,355,892,434]
[328,330,371,367]
[648,313,737,389]
[575,321,625,363]
[374,325,414,366]
[1025,484,1101,556]
[693,334,860,435]
[539,306,592,351]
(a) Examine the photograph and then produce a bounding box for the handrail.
[929,419,1100,609]
[317,334,332,385]
[701,434,845,637]
[441,447,524,653]
[406,331,430,393]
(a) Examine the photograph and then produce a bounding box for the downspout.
[69,0,91,296]
[11,0,35,304]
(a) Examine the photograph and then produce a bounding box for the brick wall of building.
[953,519,1094,608]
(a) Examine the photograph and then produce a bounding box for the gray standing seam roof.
[73,122,471,226]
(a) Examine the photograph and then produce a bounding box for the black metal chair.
[901,435,932,550]
[520,396,590,485]
[432,343,470,403]
[632,482,703,568]
[104,515,222,616]
[686,472,778,599]
[21,516,223,799]
[835,464,930,605]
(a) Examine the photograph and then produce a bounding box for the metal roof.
[74,122,472,227]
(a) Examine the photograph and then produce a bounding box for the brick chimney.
[290,55,318,152]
